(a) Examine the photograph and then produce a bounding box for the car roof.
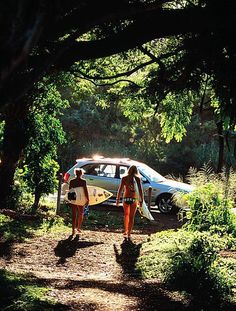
[75,156,144,167]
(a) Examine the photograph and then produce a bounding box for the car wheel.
[156,193,175,214]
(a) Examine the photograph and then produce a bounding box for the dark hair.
[127,165,138,176]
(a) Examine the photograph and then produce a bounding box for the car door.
[82,163,119,198]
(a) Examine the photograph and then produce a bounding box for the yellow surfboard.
[65,185,112,206]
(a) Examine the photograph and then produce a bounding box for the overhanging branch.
[72,59,154,80]
[76,75,142,87]
[53,5,230,68]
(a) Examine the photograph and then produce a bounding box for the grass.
[57,202,151,231]
[0,269,67,311]
[136,229,236,306]
[0,202,151,242]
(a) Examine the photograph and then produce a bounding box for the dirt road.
[0,211,194,310]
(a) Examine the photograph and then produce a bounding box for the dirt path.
[1,207,236,310]
[0,211,195,310]
[1,228,191,311]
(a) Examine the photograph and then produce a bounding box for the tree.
[21,80,67,212]
[0,0,236,206]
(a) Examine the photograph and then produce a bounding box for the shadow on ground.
[43,277,236,311]
[0,216,45,259]
[114,237,141,278]
[54,235,104,264]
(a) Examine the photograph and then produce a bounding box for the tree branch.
[44,0,172,40]
[72,59,154,80]
[76,75,142,88]
[52,5,231,68]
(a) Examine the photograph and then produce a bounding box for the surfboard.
[138,201,154,221]
[133,178,154,221]
[65,185,113,206]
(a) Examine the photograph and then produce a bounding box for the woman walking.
[69,168,89,236]
[116,165,143,239]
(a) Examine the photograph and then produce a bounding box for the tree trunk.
[0,103,30,208]
[31,188,41,214]
[216,121,224,173]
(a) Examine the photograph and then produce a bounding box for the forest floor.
[0,207,235,311]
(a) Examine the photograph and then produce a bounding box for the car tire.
[156,193,175,214]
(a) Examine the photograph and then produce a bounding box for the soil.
[0,209,235,311]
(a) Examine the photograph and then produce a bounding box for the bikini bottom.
[123,197,137,205]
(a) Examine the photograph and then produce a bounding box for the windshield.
[138,164,166,183]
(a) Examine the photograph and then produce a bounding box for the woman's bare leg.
[77,205,84,232]
[123,203,130,236]
[128,203,137,237]
[71,204,77,235]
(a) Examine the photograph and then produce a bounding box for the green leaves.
[176,179,236,236]
[19,79,68,209]
[137,230,235,301]
[158,92,194,142]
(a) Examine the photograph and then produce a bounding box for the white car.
[62,156,193,214]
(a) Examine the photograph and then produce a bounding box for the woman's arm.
[116,177,125,206]
[136,177,143,204]
[83,180,89,205]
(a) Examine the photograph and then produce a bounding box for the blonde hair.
[74,168,85,176]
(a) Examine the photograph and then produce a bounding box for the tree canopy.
[0,0,236,123]
[0,0,236,206]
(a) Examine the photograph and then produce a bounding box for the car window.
[138,164,166,182]
[82,164,99,176]
[119,165,128,178]
[82,163,116,178]
[99,164,116,178]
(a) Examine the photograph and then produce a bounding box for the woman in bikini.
[69,168,89,236]
[116,165,143,239]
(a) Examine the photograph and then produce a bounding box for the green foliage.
[174,166,236,235]
[165,234,233,300]
[0,213,10,226]
[0,214,36,242]
[24,158,59,197]
[7,169,35,211]
[0,211,70,242]
[158,92,194,142]
[186,166,236,201]
[37,215,69,235]
[0,120,4,142]
[5,183,33,212]
[137,230,236,301]
[0,269,62,311]
[58,61,235,177]
[20,80,68,209]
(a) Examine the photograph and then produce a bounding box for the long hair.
[127,165,139,177]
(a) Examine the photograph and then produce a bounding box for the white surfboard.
[65,185,113,206]
[133,178,154,221]
[138,201,154,221]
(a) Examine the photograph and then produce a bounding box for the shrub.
[137,230,235,302]
[165,234,232,299]
[175,182,236,236]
